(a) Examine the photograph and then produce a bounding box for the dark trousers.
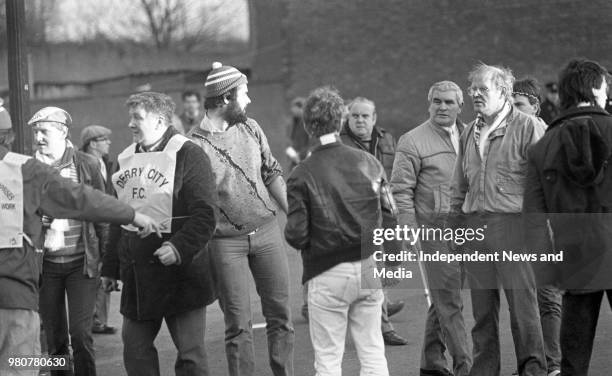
[463,215,546,376]
[122,307,208,376]
[561,290,612,376]
[40,259,97,376]
[538,287,562,373]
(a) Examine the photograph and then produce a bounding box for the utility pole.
[6,0,30,154]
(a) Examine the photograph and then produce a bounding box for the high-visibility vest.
[112,134,188,233]
[0,152,30,248]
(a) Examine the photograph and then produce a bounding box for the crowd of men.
[0,57,611,376]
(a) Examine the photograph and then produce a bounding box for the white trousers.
[307,256,389,376]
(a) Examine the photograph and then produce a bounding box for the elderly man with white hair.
[449,63,547,376]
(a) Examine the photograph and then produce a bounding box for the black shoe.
[92,325,117,334]
[382,330,409,346]
[419,368,454,376]
[387,300,405,317]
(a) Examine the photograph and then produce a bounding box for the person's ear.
[372,112,377,125]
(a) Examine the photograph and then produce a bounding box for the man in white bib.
[0,105,158,376]
[101,92,218,376]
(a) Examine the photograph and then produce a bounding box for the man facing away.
[0,105,158,376]
[286,86,390,376]
[523,58,612,376]
[101,92,218,376]
[188,62,294,376]
[81,124,117,335]
[391,81,471,376]
[449,63,547,376]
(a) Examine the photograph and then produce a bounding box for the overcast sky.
[45,0,249,44]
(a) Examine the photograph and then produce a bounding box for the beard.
[223,100,248,125]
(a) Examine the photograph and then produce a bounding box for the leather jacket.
[285,135,391,283]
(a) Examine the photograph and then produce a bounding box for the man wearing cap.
[0,105,158,376]
[189,62,294,376]
[81,125,116,335]
[101,92,218,376]
[29,107,119,376]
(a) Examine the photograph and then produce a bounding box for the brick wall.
[286,0,612,138]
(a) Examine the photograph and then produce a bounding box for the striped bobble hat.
[204,61,248,98]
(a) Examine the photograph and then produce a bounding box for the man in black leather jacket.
[340,96,407,345]
[285,87,391,376]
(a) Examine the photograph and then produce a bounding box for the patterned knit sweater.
[189,117,283,237]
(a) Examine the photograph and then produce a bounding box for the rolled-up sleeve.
[250,120,283,185]
[390,133,420,229]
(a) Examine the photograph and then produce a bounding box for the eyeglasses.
[467,86,490,96]
[93,137,110,143]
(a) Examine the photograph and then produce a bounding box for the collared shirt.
[450,107,545,215]
[98,157,107,183]
[474,102,511,158]
[441,122,460,154]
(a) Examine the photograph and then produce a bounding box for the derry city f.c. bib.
[112,134,189,233]
[0,152,30,248]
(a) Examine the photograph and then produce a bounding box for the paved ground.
[92,244,612,376]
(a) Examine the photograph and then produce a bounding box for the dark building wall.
[248,0,292,171]
[286,0,612,137]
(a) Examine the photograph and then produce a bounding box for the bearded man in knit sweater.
[188,62,294,376]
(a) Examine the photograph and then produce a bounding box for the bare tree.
[138,0,182,50]
[0,0,58,45]
[128,0,243,51]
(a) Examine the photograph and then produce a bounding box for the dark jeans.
[122,307,208,376]
[561,290,612,376]
[463,215,546,376]
[538,287,562,373]
[210,219,294,376]
[40,259,97,376]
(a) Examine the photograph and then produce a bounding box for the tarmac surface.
[91,249,612,376]
[85,214,612,376]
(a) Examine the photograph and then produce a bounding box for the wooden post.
[6,0,31,154]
